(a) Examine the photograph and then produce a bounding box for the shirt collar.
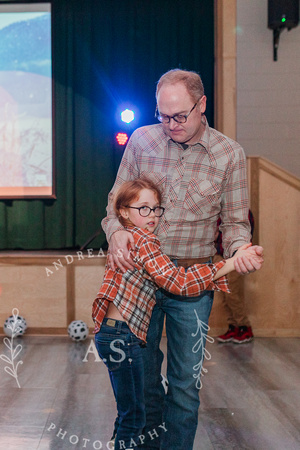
[198,115,210,151]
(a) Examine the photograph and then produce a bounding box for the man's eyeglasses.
[125,205,165,217]
[155,101,199,124]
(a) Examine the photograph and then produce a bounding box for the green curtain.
[0,0,214,249]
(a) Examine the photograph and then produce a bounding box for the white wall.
[236,0,300,178]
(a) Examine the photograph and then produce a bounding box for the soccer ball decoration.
[68,320,89,342]
[3,314,27,337]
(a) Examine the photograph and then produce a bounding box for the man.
[102,69,263,450]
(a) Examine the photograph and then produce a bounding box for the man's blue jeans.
[95,318,146,450]
[138,287,214,450]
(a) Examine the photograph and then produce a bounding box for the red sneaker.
[232,326,254,344]
[217,325,238,343]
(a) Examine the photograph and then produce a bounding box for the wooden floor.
[0,336,299,450]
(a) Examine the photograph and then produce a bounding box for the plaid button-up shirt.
[92,227,229,342]
[102,116,251,259]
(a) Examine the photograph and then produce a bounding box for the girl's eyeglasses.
[125,205,165,217]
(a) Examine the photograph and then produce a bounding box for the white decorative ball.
[3,315,27,337]
[68,320,89,342]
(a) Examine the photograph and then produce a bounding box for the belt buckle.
[106,318,116,327]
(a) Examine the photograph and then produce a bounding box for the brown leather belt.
[175,257,211,269]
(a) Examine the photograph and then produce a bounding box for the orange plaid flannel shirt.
[92,226,230,342]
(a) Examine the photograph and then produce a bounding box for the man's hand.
[234,243,264,275]
[108,230,135,272]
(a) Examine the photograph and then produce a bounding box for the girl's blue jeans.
[95,318,146,450]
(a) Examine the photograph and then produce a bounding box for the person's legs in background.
[215,255,253,344]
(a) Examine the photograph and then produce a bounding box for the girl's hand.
[234,244,264,274]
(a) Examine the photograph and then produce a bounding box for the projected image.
[0,3,53,198]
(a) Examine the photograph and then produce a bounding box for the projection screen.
[0,2,54,199]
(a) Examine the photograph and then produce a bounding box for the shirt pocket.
[183,179,222,219]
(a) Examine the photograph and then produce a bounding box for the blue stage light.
[121,109,135,124]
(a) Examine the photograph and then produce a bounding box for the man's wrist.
[108,226,125,242]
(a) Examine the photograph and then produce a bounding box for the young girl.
[92,177,263,450]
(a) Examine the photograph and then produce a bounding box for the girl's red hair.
[114,178,162,226]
